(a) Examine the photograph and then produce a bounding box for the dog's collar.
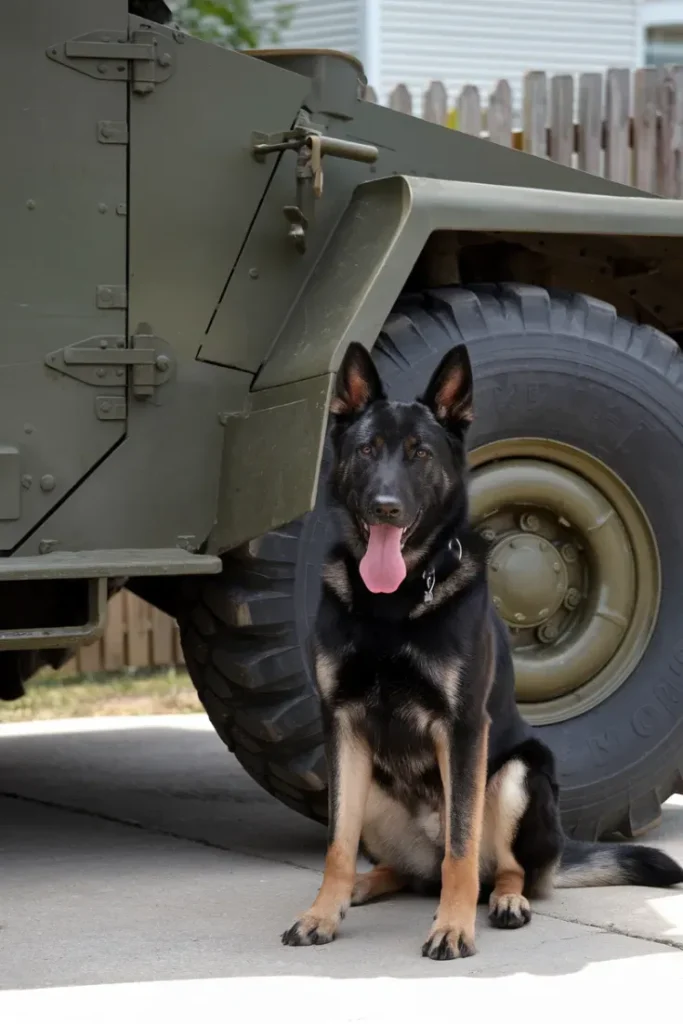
[422,536,463,604]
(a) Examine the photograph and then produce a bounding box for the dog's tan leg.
[351,865,407,905]
[282,718,372,946]
[422,719,489,961]
[486,759,531,929]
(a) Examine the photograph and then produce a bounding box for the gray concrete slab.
[1,715,683,1021]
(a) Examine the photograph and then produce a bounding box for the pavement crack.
[0,789,322,876]
[533,906,683,951]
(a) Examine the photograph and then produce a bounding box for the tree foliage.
[168,0,295,49]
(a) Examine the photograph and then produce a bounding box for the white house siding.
[376,0,641,109]
[254,0,642,114]
[251,0,362,59]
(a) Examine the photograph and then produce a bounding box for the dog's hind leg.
[483,758,532,929]
[351,865,407,905]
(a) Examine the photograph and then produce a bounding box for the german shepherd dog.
[281,341,683,961]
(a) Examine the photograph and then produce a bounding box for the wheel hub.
[490,532,567,628]
[468,439,660,726]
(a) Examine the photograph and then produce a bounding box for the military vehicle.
[4,0,683,842]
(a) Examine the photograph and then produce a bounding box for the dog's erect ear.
[420,345,473,428]
[330,342,385,416]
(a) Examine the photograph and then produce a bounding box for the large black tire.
[179,284,683,839]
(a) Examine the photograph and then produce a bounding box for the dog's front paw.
[488,892,531,929]
[421,921,476,961]
[281,911,340,947]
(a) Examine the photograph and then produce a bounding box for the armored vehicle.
[4,0,683,841]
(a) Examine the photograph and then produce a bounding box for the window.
[645,23,683,65]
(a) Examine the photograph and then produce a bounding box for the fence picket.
[550,75,574,165]
[487,79,512,146]
[523,71,548,156]
[457,84,482,136]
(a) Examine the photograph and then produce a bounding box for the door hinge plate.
[47,30,173,93]
[96,284,127,308]
[45,334,174,398]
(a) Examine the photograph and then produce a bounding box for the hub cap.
[469,439,660,725]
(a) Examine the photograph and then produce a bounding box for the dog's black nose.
[372,496,403,519]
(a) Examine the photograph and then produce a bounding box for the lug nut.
[561,543,577,563]
[520,512,540,532]
[564,587,581,610]
[537,622,559,643]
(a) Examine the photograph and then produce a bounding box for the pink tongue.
[359,524,407,593]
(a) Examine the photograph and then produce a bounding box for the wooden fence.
[62,590,185,675]
[366,66,683,196]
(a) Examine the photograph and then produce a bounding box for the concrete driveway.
[2,715,683,1021]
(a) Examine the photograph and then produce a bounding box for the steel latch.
[47,30,173,93]
[45,334,174,398]
[252,119,378,252]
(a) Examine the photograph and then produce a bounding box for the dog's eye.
[415,447,430,459]
[358,443,373,456]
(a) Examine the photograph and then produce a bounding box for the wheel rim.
[469,438,661,726]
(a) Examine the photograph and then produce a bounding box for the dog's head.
[328,341,474,594]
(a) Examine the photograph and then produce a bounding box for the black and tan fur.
[282,342,683,960]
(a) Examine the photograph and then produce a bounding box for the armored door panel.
[0,0,128,550]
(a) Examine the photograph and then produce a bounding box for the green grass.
[0,667,202,723]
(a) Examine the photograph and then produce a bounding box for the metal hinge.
[45,334,174,398]
[47,30,173,94]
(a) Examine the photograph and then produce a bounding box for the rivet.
[116,368,125,377]
[40,474,56,492]
[97,62,108,73]
[218,412,230,426]
[564,587,582,610]
[249,267,260,279]
[38,539,58,554]
[553,562,561,572]
[481,528,495,542]
[513,612,526,623]
[98,202,108,214]
[100,400,111,413]
[158,52,172,67]
[173,29,186,43]
[96,367,106,378]
[24,423,34,434]
[490,562,499,572]
[492,596,501,609]
[155,355,170,372]
[539,539,548,551]
[21,474,33,490]
[539,607,549,618]
[116,203,127,216]
[509,540,516,550]
[117,340,125,348]
[26,199,36,210]
[116,64,126,72]
[99,337,109,348]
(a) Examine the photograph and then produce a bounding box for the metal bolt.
[158,52,172,67]
[116,368,125,377]
[248,267,260,280]
[100,400,111,414]
[564,587,582,610]
[100,125,111,139]
[537,622,559,644]
[39,539,57,554]
[509,540,517,550]
[98,202,108,214]
[116,64,126,73]
[173,29,186,43]
[520,512,540,532]
[513,612,526,623]
[99,337,109,348]
[21,474,33,490]
[561,543,577,563]
[26,199,36,210]
[155,355,170,372]
[553,562,561,573]
[539,539,548,551]
[116,203,127,216]
[96,367,106,378]
[24,423,34,434]
[539,607,549,618]
[97,62,108,73]
[492,596,501,609]
[481,528,495,542]
[40,474,56,492]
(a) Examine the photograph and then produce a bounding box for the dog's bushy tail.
[555,839,683,889]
